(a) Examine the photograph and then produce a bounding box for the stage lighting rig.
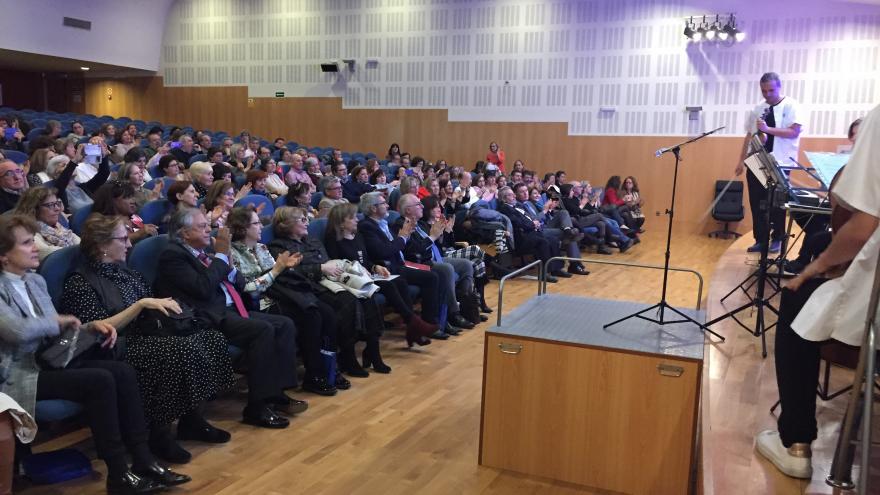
[684,13,745,44]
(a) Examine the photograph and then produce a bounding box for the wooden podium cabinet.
[479,296,704,495]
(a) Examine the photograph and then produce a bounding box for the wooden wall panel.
[83,77,850,234]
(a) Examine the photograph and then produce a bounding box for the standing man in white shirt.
[755,104,879,480]
[736,72,804,254]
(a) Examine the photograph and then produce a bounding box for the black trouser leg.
[220,311,286,405]
[376,277,415,321]
[747,168,768,244]
[796,231,832,266]
[399,265,441,323]
[286,302,336,380]
[250,311,298,389]
[37,361,152,474]
[775,278,826,447]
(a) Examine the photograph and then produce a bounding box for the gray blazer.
[0,272,60,418]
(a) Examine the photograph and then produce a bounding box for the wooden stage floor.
[18,229,877,494]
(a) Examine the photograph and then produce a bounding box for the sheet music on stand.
[804,151,850,189]
[744,135,788,189]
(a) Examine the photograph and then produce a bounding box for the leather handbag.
[137,301,200,337]
[40,325,100,369]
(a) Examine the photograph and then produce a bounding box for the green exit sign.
[275,91,285,97]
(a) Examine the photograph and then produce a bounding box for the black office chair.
[709,180,744,238]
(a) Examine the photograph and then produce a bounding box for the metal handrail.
[825,251,880,493]
[542,256,705,311]
[495,260,544,327]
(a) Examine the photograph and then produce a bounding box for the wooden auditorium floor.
[19,228,875,494]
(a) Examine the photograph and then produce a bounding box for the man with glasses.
[358,192,446,337]
[0,160,27,213]
[156,208,301,430]
[317,176,347,218]
[393,193,476,333]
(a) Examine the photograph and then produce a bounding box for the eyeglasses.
[110,235,129,242]
[40,200,64,209]
[289,216,308,224]
[1,169,24,178]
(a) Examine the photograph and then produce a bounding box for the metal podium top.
[488,294,706,361]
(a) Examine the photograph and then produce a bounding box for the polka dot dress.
[61,261,235,425]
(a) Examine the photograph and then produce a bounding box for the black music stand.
[703,136,790,357]
[604,127,725,342]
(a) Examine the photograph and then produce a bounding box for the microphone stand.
[604,126,725,341]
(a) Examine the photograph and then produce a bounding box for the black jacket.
[357,216,407,271]
[267,235,328,293]
[324,234,375,272]
[391,217,438,265]
[153,240,246,323]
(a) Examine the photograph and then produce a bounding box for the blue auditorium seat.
[235,194,275,217]
[37,245,83,308]
[35,400,84,423]
[138,199,172,232]
[307,218,327,240]
[2,150,27,164]
[69,204,93,235]
[127,234,169,286]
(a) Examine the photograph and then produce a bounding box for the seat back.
[260,224,275,245]
[307,218,327,241]
[188,154,207,166]
[310,192,323,209]
[69,204,93,235]
[38,245,83,307]
[2,149,27,164]
[127,234,169,286]
[712,180,744,220]
[138,199,172,231]
[386,209,401,225]
[145,177,175,192]
[235,194,275,217]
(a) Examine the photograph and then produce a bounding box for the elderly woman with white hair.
[187,161,215,200]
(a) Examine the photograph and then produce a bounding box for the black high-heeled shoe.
[362,341,391,374]
[339,347,369,377]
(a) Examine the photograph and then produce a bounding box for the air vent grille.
[63,17,92,30]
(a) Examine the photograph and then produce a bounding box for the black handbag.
[137,301,201,337]
[40,325,101,369]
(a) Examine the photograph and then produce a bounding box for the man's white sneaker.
[755,430,813,479]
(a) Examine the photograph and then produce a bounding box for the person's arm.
[360,222,406,262]
[787,209,879,291]
[54,157,78,194]
[82,155,111,195]
[0,296,60,344]
[758,120,802,140]
[603,188,623,206]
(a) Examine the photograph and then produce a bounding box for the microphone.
[655,146,673,158]
[654,126,725,157]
